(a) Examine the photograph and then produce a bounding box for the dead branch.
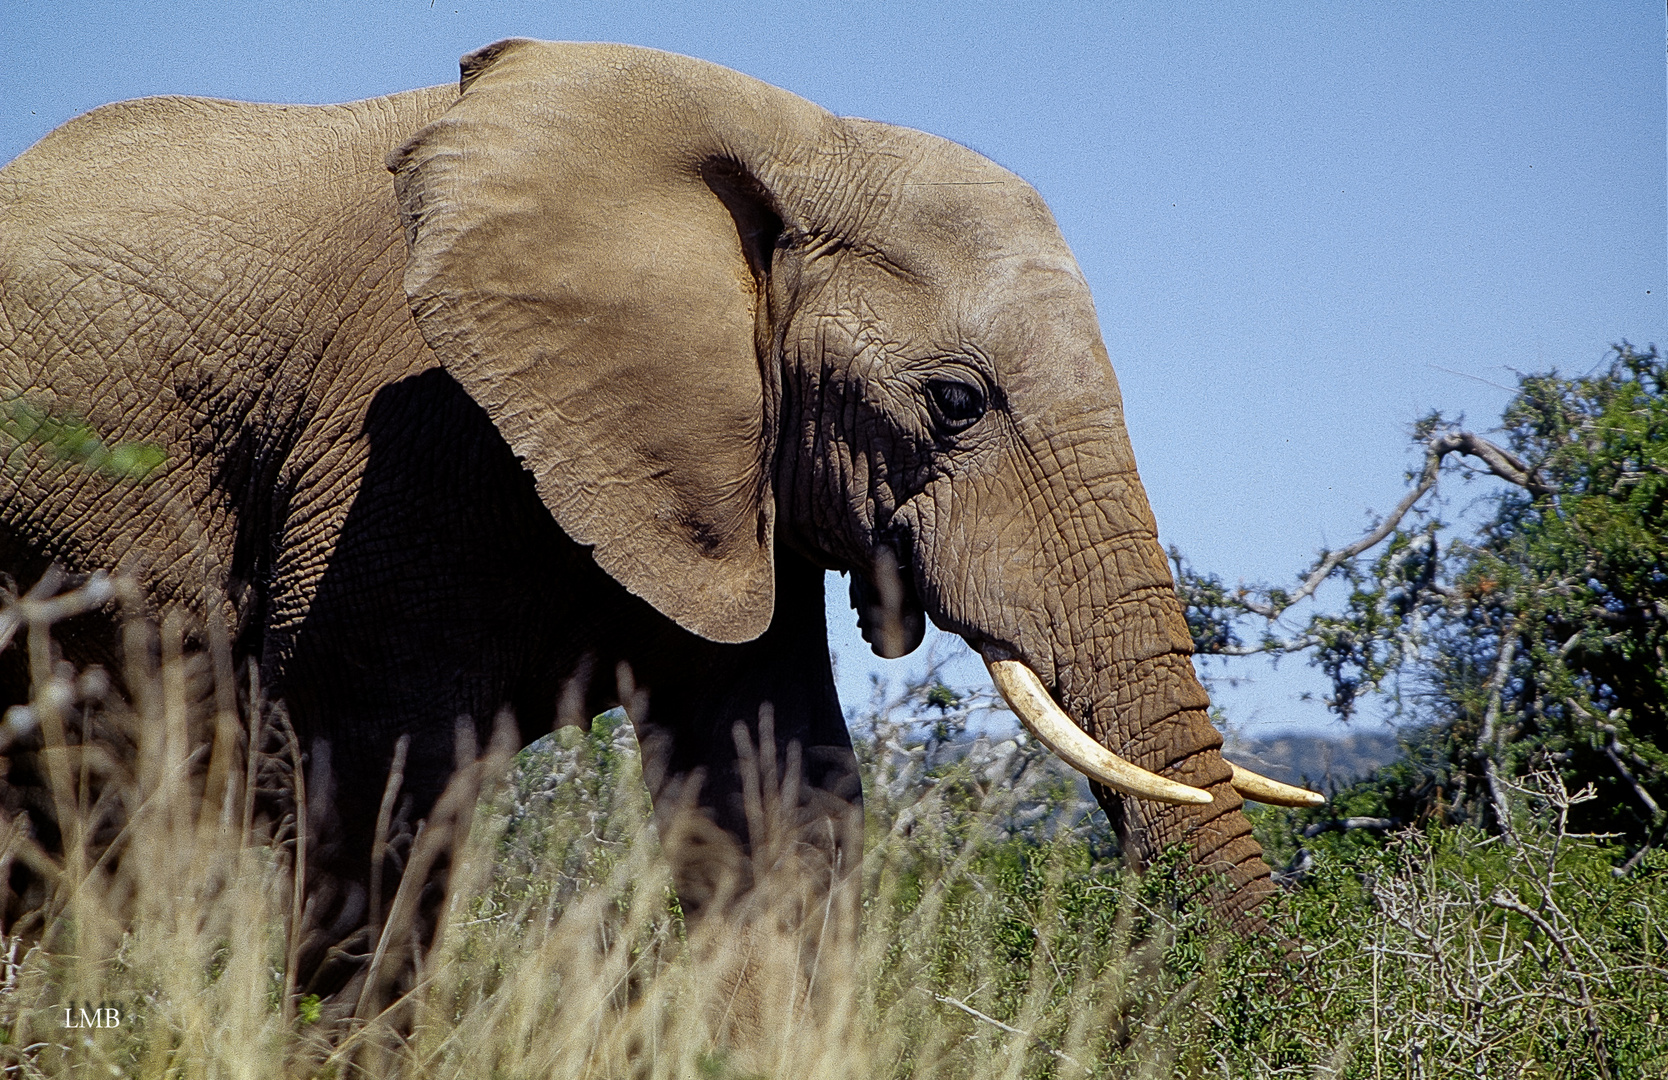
[1214,634,1324,657]
[1601,735,1660,817]
[1240,428,1552,621]
[1564,697,1663,820]
[932,993,1087,1071]
[1488,888,1610,1078]
[1475,617,1520,847]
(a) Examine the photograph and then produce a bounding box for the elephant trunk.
[1063,609,1275,930]
[949,437,1280,929]
[1088,674,1276,929]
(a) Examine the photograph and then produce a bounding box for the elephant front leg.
[625,547,862,940]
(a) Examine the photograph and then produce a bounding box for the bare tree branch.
[1443,430,1555,496]
[1476,618,1520,847]
[1239,428,1553,621]
[1488,888,1611,1078]
[1213,634,1324,657]
[932,993,1087,1071]
[1560,696,1662,819]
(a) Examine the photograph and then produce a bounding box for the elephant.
[0,39,1320,950]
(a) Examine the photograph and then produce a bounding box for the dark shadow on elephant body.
[279,367,860,924]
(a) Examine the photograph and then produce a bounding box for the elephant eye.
[926,378,987,433]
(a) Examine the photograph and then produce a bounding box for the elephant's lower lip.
[963,635,1014,662]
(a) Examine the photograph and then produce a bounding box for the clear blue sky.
[4,2,1662,736]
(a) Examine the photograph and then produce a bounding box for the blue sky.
[4,2,1662,736]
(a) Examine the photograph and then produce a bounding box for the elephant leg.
[628,546,861,936]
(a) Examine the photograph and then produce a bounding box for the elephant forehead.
[834,121,1064,259]
[896,174,1071,278]
[879,172,1112,396]
[958,257,1117,405]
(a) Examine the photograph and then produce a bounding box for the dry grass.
[0,575,1664,1078]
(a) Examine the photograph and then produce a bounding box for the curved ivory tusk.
[1228,763,1326,807]
[983,657,1213,806]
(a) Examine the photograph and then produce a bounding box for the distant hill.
[1222,728,1405,792]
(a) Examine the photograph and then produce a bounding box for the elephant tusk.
[1227,762,1326,807]
[983,657,1213,806]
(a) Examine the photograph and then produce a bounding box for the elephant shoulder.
[0,85,455,456]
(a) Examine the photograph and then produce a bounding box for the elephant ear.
[389,40,827,643]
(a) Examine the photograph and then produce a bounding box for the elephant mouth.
[849,544,926,659]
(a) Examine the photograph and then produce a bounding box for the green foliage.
[845,675,1668,1076]
[1487,347,1668,809]
[1,397,165,479]
[924,682,960,712]
[1176,344,1668,847]
[469,708,657,933]
[1245,775,1668,1079]
[862,726,1668,1074]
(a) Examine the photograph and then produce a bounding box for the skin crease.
[0,40,1273,963]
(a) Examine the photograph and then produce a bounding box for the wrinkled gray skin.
[0,41,1272,944]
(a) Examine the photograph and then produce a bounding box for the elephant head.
[388,40,1318,927]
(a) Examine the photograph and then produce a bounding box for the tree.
[1175,344,1667,849]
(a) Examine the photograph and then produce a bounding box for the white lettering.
[61,1002,123,1028]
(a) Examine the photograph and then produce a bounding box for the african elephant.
[0,40,1317,941]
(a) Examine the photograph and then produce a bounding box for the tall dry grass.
[0,573,1663,1078]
